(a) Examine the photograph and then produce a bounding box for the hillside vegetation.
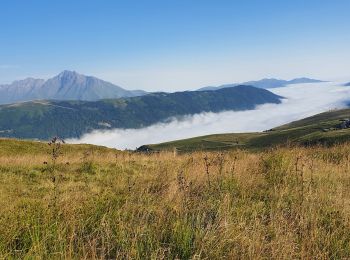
[144,108,350,152]
[0,85,281,139]
[1,138,350,258]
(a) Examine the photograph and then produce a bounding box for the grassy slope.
[146,108,350,152]
[0,138,118,156]
[2,138,350,258]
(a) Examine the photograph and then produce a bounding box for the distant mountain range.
[198,77,325,91]
[0,85,282,140]
[0,72,325,105]
[0,70,146,105]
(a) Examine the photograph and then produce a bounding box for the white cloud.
[68,82,350,150]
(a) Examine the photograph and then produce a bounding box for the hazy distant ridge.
[0,70,146,104]
[198,77,324,91]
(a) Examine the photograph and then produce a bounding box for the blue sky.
[1,0,350,91]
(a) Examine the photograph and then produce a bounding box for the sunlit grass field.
[1,138,350,259]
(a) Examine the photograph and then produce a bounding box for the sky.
[1,0,350,91]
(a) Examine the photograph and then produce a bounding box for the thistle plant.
[48,136,65,171]
[47,136,65,213]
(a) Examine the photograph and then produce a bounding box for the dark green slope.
[141,109,350,152]
[0,85,282,140]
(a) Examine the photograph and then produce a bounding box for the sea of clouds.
[68,81,350,150]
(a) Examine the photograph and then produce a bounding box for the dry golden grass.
[1,140,350,259]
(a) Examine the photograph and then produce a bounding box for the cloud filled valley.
[68,82,350,150]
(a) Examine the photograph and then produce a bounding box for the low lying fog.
[68,82,350,150]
